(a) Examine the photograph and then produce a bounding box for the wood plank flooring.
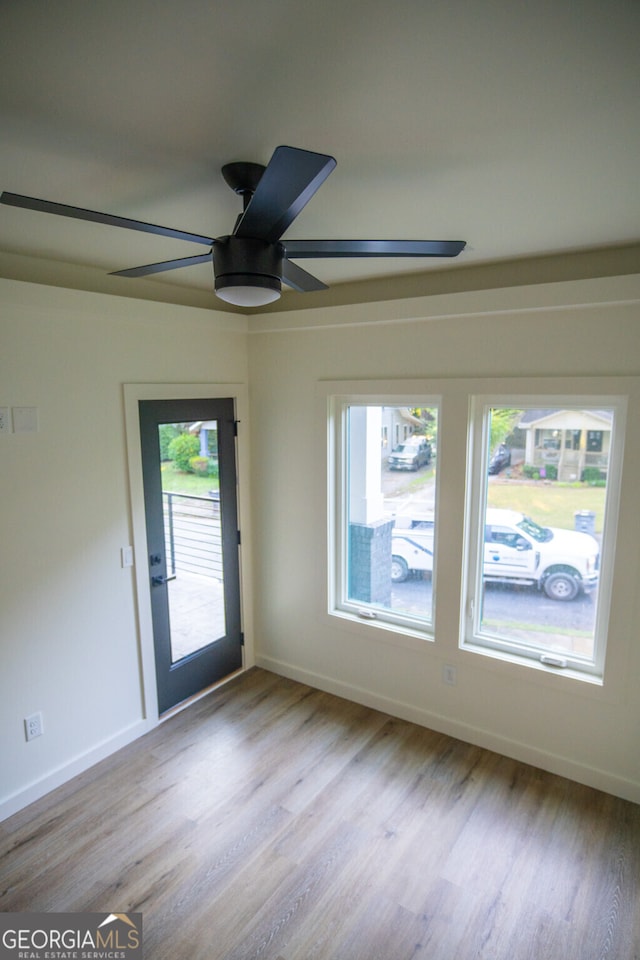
[2,668,640,960]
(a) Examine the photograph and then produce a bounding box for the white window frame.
[462,393,628,681]
[323,375,636,685]
[328,392,441,643]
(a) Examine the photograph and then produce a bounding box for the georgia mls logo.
[0,912,142,959]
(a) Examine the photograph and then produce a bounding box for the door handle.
[151,574,177,586]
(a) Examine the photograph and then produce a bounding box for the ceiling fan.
[1,145,466,308]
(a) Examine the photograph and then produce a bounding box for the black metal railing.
[162,492,223,579]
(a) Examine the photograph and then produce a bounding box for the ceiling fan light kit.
[215,276,281,307]
[213,235,283,306]
[0,145,466,309]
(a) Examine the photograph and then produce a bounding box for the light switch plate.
[0,407,11,433]
[12,406,39,433]
[121,546,134,568]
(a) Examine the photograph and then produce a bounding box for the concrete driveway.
[382,460,436,518]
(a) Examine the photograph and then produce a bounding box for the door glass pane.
[345,403,438,627]
[159,420,226,662]
[478,405,614,661]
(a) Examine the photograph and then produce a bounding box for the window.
[463,397,626,678]
[330,398,440,637]
[326,377,632,683]
[587,430,604,453]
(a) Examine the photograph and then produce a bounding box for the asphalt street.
[392,575,597,633]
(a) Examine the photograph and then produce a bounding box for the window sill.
[461,638,604,687]
[327,606,435,653]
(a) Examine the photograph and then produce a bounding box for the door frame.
[124,382,253,722]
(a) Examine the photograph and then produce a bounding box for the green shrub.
[523,463,557,480]
[189,456,210,476]
[168,433,200,472]
[185,455,219,477]
[158,423,181,460]
[582,467,606,485]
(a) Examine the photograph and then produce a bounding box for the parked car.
[391,508,599,600]
[388,438,432,471]
[488,443,511,474]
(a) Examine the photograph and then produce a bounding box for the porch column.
[348,407,393,606]
[557,431,566,480]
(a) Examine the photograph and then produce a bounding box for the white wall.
[2,272,639,820]
[0,279,249,817]
[248,275,640,803]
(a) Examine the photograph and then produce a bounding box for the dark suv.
[488,443,511,475]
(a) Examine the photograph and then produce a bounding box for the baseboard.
[256,654,640,806]
[0,718,151,822]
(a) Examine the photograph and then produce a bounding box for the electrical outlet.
[443,665,457,686]
[0,407,11,433]
[24,712,43,741]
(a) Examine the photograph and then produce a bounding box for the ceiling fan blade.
[234,146,336,243]
[110,253,212,278]
[282,258,328,293]
[0,191,214,246]
[283,239,466,258]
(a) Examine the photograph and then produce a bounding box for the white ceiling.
[1,0,638,311]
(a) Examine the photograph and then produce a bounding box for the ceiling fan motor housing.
[213,235,283,296]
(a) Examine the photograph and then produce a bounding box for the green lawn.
[160,461,219,497]
[487,479,606,533]
[161,460,605,530]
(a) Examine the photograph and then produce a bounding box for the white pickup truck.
[391,508,600,601]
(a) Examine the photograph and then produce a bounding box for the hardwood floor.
[2,668,640,959]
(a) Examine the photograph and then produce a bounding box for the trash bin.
[575,510,596,535]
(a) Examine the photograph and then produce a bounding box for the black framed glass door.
[139,397,242,713]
